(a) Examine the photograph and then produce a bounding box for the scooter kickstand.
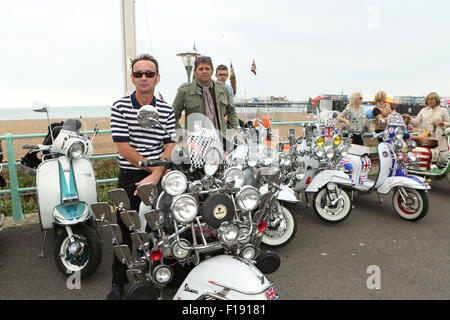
[38,230,48,258]
[376,192,383,205]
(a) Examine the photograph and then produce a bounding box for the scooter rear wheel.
[392,188,428,221]
[313,187,352,223]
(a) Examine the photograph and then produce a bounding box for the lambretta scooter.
[21,102,102,279]
[406,127,450,182]
[342,112,431,221]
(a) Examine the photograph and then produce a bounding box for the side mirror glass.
[120,210,141,231]
[108,188,131,210]
[90,202,112,221]
[136,183,159,206]
[137,105,160,128]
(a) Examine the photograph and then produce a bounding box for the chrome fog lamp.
[218,222,240,246]
[407,140,417,150]
[224,167,245,188]
[406,152,417,163]
[247,154,258,168]
[260,146,275,166]
[68,142,85,159]
[190,180,203,193]
[284,154,292,166]
[314,146,324,158]
[315,136,324,147]
[204,147,221,176]
[170,239,191,261]
[338,144,348,157]
[162,171,187,196]
[294,164,306,180]
[278,152,287,165]
[395,127,405,140]
[170,194,198,224]
[233,157,245,170]
[239,227,251,244]
[241,244,257,260]
[394,140,403,150]
[325,146,335,159]
[153,265,173,285]
[333,135,342,146]
[236,186,259,212]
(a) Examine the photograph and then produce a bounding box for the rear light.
[258,221,267,233]
[150,250,163,261]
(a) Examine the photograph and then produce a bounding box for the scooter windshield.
[386,112,406,128]
[61,119,83,134]
[185,113,224,169]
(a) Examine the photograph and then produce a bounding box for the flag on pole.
[251,59,257,75]
[230,61,237,95]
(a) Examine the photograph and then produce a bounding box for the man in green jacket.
[173,56,238,143]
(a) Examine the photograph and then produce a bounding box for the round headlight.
[324,139,334,149]
[153,265,173,285]
[170,194,198,224]
[407,140,417,150]
[338,144,348,157]
[315,136,324,147]
[224,167,245,188]
[170,239,191,261]
[218,222,240,246]
[236,186,259,212]
[314,146,324,158]
[394,140,403,150]
[162,171,187,196]
[233,157,245,170]
[239,227,251,244]
[325,146,335,159]
[294,163,306,180]
[247,154,258,168]
[241,244,257,260]
[190,180,203,193]
[395,127,404,140]
[204,147,221,176]
[68,141,85,159]
[333,135,342,146]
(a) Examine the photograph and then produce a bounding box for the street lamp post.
[177,51,200,83]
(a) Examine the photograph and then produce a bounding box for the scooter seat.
[348,144,370,157]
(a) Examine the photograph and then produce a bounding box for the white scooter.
[229,119,299,248]
[21,103,102,279]
[342,112,431,221]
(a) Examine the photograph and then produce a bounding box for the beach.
[0,113,316,162]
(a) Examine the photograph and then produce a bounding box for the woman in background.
[336,92,370,145]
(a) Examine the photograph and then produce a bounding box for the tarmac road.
[0,178,449,300]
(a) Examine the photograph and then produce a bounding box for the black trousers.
[352,134,364,146]
[111,168,152,286]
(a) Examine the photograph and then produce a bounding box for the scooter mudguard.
[36,159,60,230]
[174,255,274,300]
[259,184,298,203]
[305,170,354,193]
[377,175,430,194]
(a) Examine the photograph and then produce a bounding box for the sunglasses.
[132,71,157,78]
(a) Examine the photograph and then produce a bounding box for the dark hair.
[131,54,159,73]
[216,64,228,74]
[194,55,213,70]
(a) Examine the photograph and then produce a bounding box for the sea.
[0,105,308,121]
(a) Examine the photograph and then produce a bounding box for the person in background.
[215,64,235,103]
[336,92,370,145]
[403,92,450,152]
[173,55,238,148]
[108,54,175,300]
[372,91,395,141]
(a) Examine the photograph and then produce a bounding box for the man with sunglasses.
[108,54,175,299]
[173,56,238,149]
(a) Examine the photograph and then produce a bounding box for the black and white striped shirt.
[111,92,176,170]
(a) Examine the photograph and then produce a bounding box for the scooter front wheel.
[261,204,297,248]
[392,188,428,221]
[54,224,102,280]
[313,187,352,223]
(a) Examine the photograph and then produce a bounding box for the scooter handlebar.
[138,159,172,168]
[22,144,40,149]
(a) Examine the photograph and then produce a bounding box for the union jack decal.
[265,287,279,300]
[321,119,337,138]
[361,157,371,173]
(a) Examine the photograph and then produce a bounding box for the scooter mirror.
[137,105,160,128]
[90,202,112,221]
[113,244,134,265]
[120,210,141,231]
[126,270,145,284]
[131,231,150,252]
[136,183,159,206]
[32,100,49,113]
[108,188,131,210]
[144,210,159,230]
[105,224,123,245]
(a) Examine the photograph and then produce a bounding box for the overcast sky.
[1,0,449,108]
